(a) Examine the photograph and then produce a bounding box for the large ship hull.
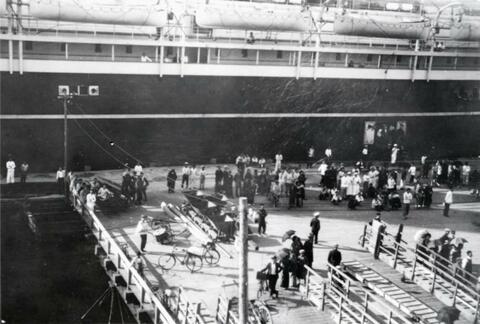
[2,73,479,172]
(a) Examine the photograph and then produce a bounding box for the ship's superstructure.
[1,0,479,80]
[0,0,479,170]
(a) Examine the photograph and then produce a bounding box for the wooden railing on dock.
[360,224,480,322]
[70,192,177,324]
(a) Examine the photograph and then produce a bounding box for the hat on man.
[271,255,277,260]
[184,162,189,165]
[141,214,148,219]
[313,211,320,217]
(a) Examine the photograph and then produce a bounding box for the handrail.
[327,284,383,324]
[70,190,176,324]
[380,234,480,316]
[415,242,478,285]
[1,32,478,58]
[327,263,416,324]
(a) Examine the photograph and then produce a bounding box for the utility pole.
[238,197,248,324]
[58,89,72,197]
[63,95,68,195]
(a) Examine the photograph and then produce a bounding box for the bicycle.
[157,245,203,273]
[148,218,189,245]
[250,299,273,324]
[256,272,269,299]
[202,241,221,265]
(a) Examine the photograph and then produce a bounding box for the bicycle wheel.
[257,305,273,324]
[185,254,203,273]
[203,248,220,265]
[158,254,176,270]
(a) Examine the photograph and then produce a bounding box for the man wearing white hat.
[310,212,321,244]
[136,214,150,252]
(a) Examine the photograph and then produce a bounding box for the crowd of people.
[120,162,150,205]
[258,211,342,299]
[415,228,474,281]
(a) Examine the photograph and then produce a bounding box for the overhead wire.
[69,111,126,166]
[70,101,143,164]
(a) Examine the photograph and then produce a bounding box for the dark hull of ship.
[2,72,479,172]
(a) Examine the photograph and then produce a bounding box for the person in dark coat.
[234,171,242,197]
[291,236,303,258]
[215,166,224,193]
[288,182,296,209]
[298,170,307,200]
[224,170,234,198]
[295,180,304,207]
[258,204,267,235]
[122,168,132,197]
[280,252,292,289]
[303,234,314,268]
[310,212,321,244]
[295,250,308,284]
[167,169,177,193]
[139,172,149,202]
[327,244,342,267]
[261,255,283,299]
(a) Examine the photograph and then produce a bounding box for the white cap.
[314,212,320,217]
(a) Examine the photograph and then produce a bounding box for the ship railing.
[70,190,177,324]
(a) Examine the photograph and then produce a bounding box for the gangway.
[360,225,480,322]
[304,264,416,324]
[341,260,440,324]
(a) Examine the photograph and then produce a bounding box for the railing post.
[430,264,437,294]
[226,298,231,324]
[338,296,343,324]
[452,282,458,307]
[182,301,189,324]
[361,294,368,324]
[195,303,201,324]
[345,279,351,298]
[361,225,367,247]
[175,289,182,317]
[387,310,393,324]
[393,242,400,269]
[305,269,310,298]
[475,295,479,323]
[321,281,326,311]
[411,246,418,281]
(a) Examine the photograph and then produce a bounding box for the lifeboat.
[450,18,480,41]
[333,12,430,39]
[26,0,168,26]
[195,2,312,32]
